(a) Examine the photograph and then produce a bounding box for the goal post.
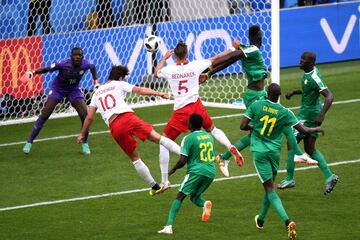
[0,0,279,126]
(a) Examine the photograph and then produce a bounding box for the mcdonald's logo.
[0,46,34,93]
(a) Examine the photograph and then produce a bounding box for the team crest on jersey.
[304,79,308,85]
[79,70,84,75]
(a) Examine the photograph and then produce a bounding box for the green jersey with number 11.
[180,131,216,178]
[245,99,300,152]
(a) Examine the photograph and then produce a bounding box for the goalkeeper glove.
[20,71,34,83]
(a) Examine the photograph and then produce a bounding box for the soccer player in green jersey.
[158,114,216,235]
[278,52,339,194]
[202,25,310,176]
[241,83,324,240]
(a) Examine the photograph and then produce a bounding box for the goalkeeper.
[22,47,99,155]
[202,25,313,176]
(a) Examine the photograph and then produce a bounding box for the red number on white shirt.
[99,94,116,111]
[178,80,189,95]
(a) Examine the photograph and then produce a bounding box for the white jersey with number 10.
[158,60,211,110]
[89,81,134,126]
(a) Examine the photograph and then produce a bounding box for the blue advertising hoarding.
[37,2,359,94]
[280,2,360,67]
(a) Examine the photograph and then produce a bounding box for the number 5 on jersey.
[178,80,189,95]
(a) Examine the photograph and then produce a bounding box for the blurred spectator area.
[0,0,125,39]
[0,0,357,39]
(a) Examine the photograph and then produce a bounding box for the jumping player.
[204,25,313,176]
[77,65,181,195]
[154,41,243,185]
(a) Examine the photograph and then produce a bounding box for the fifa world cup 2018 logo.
[0,46,33,93]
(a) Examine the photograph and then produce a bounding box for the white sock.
[133,159,156,187]
[159,136,181,155]
[159,145,170,183]
[211,127,232,150]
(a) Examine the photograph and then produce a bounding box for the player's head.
[174,41,188,62]
[108,65,130,81]
[71,47,84,67]
[267,83,281,102]
[300,51,316,71]
[188,113,203,132]
[248,25,262,47]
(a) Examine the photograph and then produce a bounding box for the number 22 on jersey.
[199,141,215,162]
[260,115,277,136]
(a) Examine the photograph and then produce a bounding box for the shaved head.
[267,83,281,102]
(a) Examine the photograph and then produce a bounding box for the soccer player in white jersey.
[77,65,181,195]
[154,41,244,184]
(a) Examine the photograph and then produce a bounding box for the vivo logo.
[320,4,359,54]
[103,29,232,76]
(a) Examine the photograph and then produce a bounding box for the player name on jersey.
[94,86,115,97]
[171,71,195,79]
[263,106,279,115]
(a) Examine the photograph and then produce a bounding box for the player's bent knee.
[147,130,161,143]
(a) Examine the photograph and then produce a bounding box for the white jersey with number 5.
[158,60,211,110]
[89,80,134,126]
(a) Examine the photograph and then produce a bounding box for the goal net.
[0,0,278,125]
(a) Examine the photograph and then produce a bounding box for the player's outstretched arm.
[132,86,169,99]
[154,50,173,78]
[285,89,302,100]
[169,155,187,176]
[315,88,333,125]
[77,106,97,144]
[20,66,53,83]
[293,123,325,136]
[209,39,242,63]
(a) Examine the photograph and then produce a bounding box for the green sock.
[191,195,205,207]
[285,150,295,181]
[221,134,250,160]
[166,199,182,226]
[267,191,289,223]
[311,150,333,181]
[259,193,270,221]
[283,127,302,155]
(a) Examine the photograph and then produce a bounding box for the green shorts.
[252,151,280,183]
[179,173,214,198]
[243,88,267,108]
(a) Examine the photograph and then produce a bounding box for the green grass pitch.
[0,60,359,239]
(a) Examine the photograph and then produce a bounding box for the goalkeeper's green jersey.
[245,99,299,152]
[180,130,216,179]
[298,67,327,120]
[240,44,268,83]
